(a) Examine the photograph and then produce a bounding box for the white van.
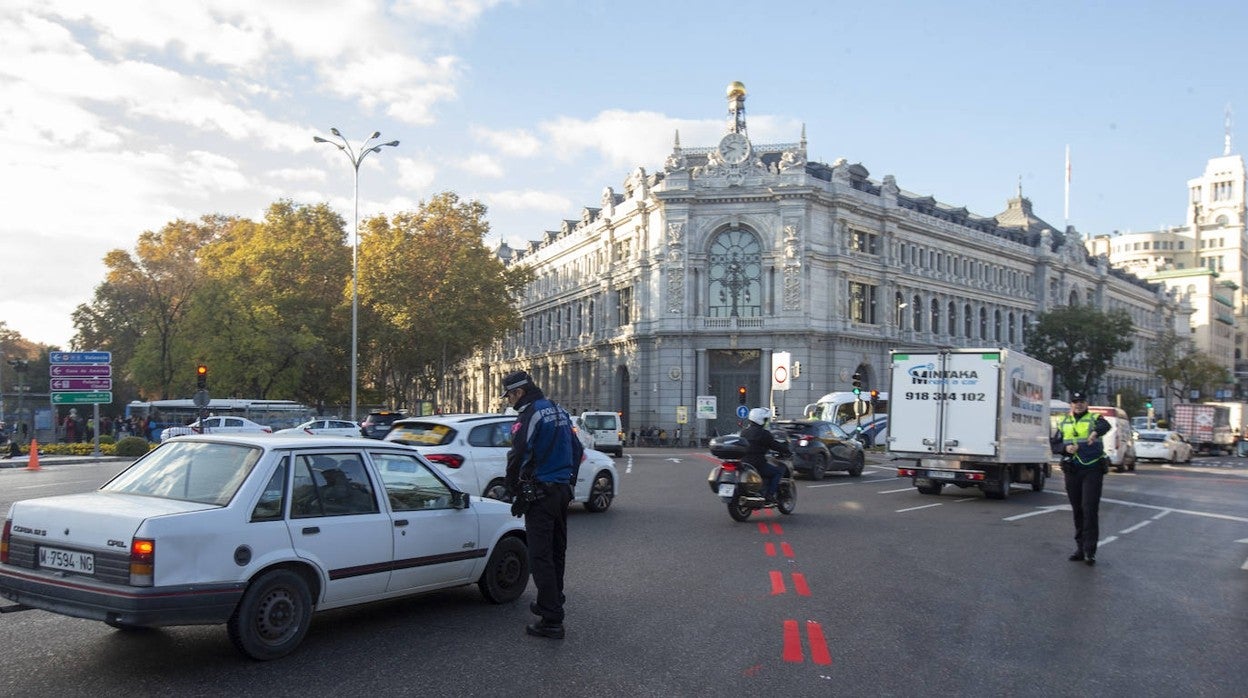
[1087,405,1136,472]
[579,412,624,457]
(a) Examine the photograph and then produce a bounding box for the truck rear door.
[888,350,1001,456]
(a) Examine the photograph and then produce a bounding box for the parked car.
[359,410,406,439]
[160,415,272,441]
[273,418,364,437]
[384,413,617,512]
[770,419,866,480]
[577,411,625,456]
[0,434,528,660]
[1133,429,1193,464]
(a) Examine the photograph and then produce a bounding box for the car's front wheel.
[808,452,828,480]
[583,471,614,512]
[227,568,313,661]
[478,536,528,603]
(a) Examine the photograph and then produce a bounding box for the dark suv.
[359,410,406,439]
[771,419,865,480]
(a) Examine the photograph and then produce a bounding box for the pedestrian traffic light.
[196,364,208,390]
[852,371,862,395]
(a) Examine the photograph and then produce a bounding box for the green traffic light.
[853,388,861,395]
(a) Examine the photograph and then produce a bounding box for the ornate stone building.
[448,82,1177,440]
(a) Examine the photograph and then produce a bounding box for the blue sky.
[3,0,1245,347]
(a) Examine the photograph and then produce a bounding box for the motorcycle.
[706,433,797,521]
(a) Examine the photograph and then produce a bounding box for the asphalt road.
[0,450,1244,697]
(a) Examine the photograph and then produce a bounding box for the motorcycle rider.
[740,407,791,502]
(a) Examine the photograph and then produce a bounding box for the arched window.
[947,301,957,335]
[994,309,1002,341]
[708,228,762,318]
[964,304,973,337]
[912,294,923,331]
[1007,311,1016,343]
[930,298,940,334]
[979,307,988,339]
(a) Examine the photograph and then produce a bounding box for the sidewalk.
[0,452,131,468]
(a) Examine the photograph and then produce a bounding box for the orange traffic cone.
[26,439,39,471]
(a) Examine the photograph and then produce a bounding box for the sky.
[3,0,1246,348]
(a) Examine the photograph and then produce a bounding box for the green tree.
[359,192,530,409]
[73,217,229,399]
[1148,329,1232,405]
[190,201,350,411]
[1024,305,1134,398]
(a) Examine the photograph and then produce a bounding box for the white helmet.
[748,407,771,425]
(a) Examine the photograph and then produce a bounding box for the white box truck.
[889,347,1053,499]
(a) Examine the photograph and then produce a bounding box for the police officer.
[1052,391,1111,565]
[502,370,582,639]
[740,407,792,502]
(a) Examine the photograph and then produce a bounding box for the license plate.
[931,471,958,480]
[38,546,95,574]
[717,483,736,497]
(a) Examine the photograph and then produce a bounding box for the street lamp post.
[313,128,399,421]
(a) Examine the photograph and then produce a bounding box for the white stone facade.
[449,85,1178,439]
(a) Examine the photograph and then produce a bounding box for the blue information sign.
[50,351,112,364]
[736,405,750,419]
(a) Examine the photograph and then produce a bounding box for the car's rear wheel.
[584,471,614,512]
[809,452,827,481]
[484,479,509,501]
[848,452,865,477]
[478,536,528,603]
[227,568,313,661]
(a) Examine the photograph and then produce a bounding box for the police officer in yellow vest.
[1051,391,1111,565]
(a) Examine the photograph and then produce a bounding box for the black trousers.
[525,483,572,623]
[1064,464,1105,556]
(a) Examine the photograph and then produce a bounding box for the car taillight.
[130,538,155,586]
[425,453,466,469]
[1,519,10,564]
[263,427,273,433]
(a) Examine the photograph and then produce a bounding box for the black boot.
[525,620,565,639]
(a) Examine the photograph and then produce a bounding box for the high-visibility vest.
[1058,412,1103,465]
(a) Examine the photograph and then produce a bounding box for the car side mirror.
[450,490,470,509]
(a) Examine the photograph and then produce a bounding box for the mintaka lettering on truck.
[1009,367,1047,426]
[906,364,980,385]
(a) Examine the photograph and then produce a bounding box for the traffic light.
[870,389,879,402]
[737,385,748,405]
[852,371,862,395]
[1144,400,1153,409]
[196,364,208,390]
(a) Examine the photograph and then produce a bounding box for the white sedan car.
[384,413,617,512]
[0,435,528,660]
[273,418,363,437]
[1133,429,1193,464]
[160,415,272,441]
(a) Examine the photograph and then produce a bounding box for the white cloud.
[472,126,541,157]
[392,0,513,28]
[396,157,437,191]
[458,153,504,178]
[481,190,572,212]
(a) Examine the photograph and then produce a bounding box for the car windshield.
[102,440,263,505]
[387,422,455,446]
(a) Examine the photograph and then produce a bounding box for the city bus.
[804,390,890,447]
[124,399,314,441]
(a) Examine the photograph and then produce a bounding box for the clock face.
[718,132,750,165]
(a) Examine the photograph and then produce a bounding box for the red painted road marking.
[780,542,795,558]
[807,621,832,665]
[769,570,785,595]
[764,542,776,556]
[757,522,769,534]
[782,620,803,662]
[771,523,784,535]
[792,572,811,597]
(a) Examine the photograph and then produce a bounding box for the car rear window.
[1137,433,1168,442]
[582,415,618,431]
[103,441,263,505]
[386,422,456,446]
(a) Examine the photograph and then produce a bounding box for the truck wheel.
[1031,464,1046,491]
[916,482,943,495]
[985,468,1010,499]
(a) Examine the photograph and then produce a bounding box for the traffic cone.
[26,439,39,471]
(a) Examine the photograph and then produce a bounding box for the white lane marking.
[1097,535,1119,547]
[1100,497,1248,524]
[896,503,942,513]
[1151,510,1172,520]
[950,497,977,503]
[1003,505,1070,521]
[806,481,860,488]
[862,477,898,484]
[878,487,913,494]
[1119,520,1152,534]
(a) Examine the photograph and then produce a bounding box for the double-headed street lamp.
[314,128,399,421]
